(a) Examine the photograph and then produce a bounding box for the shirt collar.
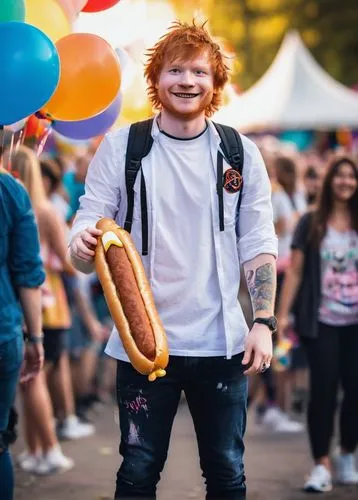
[151,114,221,148]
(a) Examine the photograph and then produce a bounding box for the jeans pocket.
[0,335,24,378]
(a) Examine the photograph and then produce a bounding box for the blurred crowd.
[0,129,357,492]
[243,137,328,434]
[1,138,117,478]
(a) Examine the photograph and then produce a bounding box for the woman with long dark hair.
[278,156,358,493]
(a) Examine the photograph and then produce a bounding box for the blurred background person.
[40,156,109,421]
[11,146,92,475]
[278,156,358,493]
[40,155,71,222]
[273,155,307,278]
[63,150,94,224]
[303,165,322,207]
[250,153,305,432]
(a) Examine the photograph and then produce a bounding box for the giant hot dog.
[95,218,168,381]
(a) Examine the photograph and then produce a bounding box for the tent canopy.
[215,31,358,131]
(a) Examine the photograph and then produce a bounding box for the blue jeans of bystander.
[0,334,23,500]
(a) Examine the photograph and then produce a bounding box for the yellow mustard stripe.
[148,368,166,382]
[101,231,123,253]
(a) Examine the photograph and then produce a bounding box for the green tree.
[162,0,358,90]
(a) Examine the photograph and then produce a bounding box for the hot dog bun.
[95,218,168,380]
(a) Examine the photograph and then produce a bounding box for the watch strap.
[253,317,277,332]
[25,333,44,344]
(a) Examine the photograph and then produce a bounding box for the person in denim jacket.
[0,166,45,500]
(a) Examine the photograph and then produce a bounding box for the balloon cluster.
[0,0,122,143]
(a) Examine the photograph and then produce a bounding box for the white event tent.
[215,31,358,131]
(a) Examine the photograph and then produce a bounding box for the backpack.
[124,118,244,255]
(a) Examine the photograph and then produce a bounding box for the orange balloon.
[43,33,121,121]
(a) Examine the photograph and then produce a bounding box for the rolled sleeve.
[236,139,278,263]
[70,130,126,241]
[9,184,45,288]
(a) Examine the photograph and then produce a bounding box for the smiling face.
[331,162,358,203]
[157,50,214,121]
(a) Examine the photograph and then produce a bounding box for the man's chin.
[161,102,208,121]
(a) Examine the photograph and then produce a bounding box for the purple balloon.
[53,93,122,140]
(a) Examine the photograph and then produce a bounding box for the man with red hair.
[70,21,277,499]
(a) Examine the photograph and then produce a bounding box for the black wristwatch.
[253,316,277,333]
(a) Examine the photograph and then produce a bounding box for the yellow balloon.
[116,69,152,127]
[25,0,71,43]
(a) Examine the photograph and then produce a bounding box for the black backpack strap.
[213,123,244,232]
[216,151,224,231]
[214,123,244,174]
[124,118,154,255]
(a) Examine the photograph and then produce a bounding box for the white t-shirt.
[272,189,306,260]
[319,227,358,326]
[149,128,225,354]
[50,192,70,222]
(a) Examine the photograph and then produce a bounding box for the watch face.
[269,317,278,331]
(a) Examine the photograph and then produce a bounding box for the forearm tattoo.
[245,263,275,313]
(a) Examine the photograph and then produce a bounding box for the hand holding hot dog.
[71,227,102,262]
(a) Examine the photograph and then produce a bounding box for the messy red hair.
[144,20,230,117]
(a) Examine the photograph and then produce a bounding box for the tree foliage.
[163,0,358,91]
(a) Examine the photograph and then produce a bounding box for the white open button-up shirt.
[70,117,277,360]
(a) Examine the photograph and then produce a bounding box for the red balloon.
[82,0,120,13]
[24,115,46,139]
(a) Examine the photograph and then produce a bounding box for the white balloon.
[74,0,147,48]
[115,47,136,91]
[74,0,176,50]
[5,118,27,133]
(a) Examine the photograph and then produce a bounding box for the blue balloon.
[53,92,122,140]
[0,21,60,125]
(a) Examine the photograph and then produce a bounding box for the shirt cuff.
[239,242,278,264]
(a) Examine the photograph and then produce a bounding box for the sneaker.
[261,407,304,433]
[255,404,267,425]
[17,450,29,464]
[34,446,74,475]
[304,465,332,493]
[58,415,95,440]
[18,452,40,472]
[334,453,358,485]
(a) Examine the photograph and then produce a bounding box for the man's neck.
[158,111,207,139]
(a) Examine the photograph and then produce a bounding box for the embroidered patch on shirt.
[223,168,243,193]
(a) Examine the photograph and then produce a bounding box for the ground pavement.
[14,400,358,500]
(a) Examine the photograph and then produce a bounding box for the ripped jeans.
[115,353,248,499]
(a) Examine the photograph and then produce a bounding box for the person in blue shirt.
[63,151,93,223]
[0,165,45,500]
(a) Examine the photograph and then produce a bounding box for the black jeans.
[302,322,358,460]
[115,353,248,499]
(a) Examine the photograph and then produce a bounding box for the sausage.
[94,218,169,380]
[106,245,156,361]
